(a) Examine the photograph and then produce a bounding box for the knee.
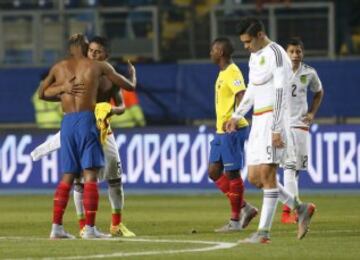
[248,174,263,189]
[208,167,221,182]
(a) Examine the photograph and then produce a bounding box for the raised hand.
[127,60,136,83]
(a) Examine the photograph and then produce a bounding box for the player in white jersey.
[281,38,324,224]
[31,36,135,238]
[226,17,316,243]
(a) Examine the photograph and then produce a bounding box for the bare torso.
[54,58,102,113]
[96,76,119,103]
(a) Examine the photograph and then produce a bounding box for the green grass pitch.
[0,193,359,259]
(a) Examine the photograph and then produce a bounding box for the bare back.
[54,57,103,113]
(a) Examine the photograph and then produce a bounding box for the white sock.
[108,179,124,211]
[258,188,279,232]
[73,184,85,219]
[278,182,298,209]
[284,168,299,198]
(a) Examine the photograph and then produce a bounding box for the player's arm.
[231,84,254,119]
[40,64,84,100]
[303,73,324,125]
[38,66,59,101]
[101,61,137,91]
[226,84,254,132]
[270,50,288,148]
[110,87,126,115]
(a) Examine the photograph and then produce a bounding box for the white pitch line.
[1,238,238,260]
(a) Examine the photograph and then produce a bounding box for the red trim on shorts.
[293,126,309,131]
[253,109,273,116]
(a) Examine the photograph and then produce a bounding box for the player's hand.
[302,112,314,125]
[272,132,285,148]
[62,76,85,95]
[225,118,238,133]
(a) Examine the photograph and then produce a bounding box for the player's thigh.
[248,114,285,165]
[101,133,122,181]
[293,128,309,170]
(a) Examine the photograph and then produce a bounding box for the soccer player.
[226,17,315,243]
[41,34,136,239]
[32,36,136,237]
[281,38,324,224]
[209,37,258,232]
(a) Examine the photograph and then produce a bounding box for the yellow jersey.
[215,63,248,133]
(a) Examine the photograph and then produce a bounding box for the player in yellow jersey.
[209,37,258,233]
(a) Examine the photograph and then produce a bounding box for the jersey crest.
[233,79,242,86]
[259,56,265,65]
[300,75,307,84]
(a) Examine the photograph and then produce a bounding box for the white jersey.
[234,42,293,133]
[233,41,295,166]
[288,63,323,128]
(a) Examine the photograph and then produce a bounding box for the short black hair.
[68,33,88,56]
[236,17,265,37]
[89,36,110,54]
[286,37,304,50]
[212,37,234,58]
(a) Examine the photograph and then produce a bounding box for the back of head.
[212,37,234,58]
[237,17,265,37]
[68,33,89,57]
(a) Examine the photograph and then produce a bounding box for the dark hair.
[68,33,88,56]
[286,37,304,50]
[236,17,265,37]
[89,36,110,54]
[212,37,234,58]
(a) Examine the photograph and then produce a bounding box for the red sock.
[53,181,71,225]
[112,213,122,226]
[282,204,291,213]
[215,174,230,194]
[79,219,86,230]
[83,182,99,227]
[228,178,244,221]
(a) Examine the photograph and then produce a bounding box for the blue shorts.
[209,127,248,171]
[60,111,104,174]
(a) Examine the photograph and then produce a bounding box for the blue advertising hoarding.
[0,125,360,190]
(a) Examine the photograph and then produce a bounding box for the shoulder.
[302,63,319,77]
[266,43,286,66]
[303,63,316,72]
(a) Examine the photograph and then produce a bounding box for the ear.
[257,31,264,39]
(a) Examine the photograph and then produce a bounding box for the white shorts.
[284,127,309,170]
[98,133,123,181]
[246,112,286,165]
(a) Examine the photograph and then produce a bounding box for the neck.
[259,36,271,51]
[292,62,301,72]
[219,58,231,70]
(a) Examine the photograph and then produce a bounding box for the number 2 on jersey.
[292,84,297,97]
